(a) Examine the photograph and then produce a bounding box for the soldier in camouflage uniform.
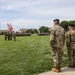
[66,24,75,68]
[50,19,65,72]
[13,31,16,41]
[7,31,12,41]
[4,32,8,41]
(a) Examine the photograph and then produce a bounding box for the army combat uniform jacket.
[50,25,65,67]
[66,30,75,66]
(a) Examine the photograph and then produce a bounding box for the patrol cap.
[69,24,75,27]
[53,19,60,22]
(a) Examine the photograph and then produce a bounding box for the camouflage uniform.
[7,31,12,40]
[50,25,65,68]
[4,32,8,41]
[66,30,75,67]
[13,32,16,41]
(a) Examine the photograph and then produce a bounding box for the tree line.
[60,20,75,31]
[1,20,74,35]
[38,20,75,33]
[15,20,75,34]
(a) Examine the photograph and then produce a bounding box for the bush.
[16,33,31,36]
[38,33,50,36]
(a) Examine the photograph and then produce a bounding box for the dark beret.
[53,19,60,22]
[69,24,75,27]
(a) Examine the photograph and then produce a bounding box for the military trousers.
[68,49,75,66]
[52,47,63,67]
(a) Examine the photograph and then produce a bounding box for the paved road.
[38,67,75,75]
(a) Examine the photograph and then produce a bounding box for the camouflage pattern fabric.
[50,25,65,67]
[66,30,75,66]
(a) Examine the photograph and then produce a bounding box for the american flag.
[7,23,13,32]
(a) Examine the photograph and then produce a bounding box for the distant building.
[0,30,8,33]
[0,30,8,35]
[18,28,27,33]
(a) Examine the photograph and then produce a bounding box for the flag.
[7,23,9,26]
[7,23,13,32]
[7,23,10,30]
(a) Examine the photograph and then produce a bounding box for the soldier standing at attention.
[4,32,8,41]
[13,31,16,41]
[66,24,75,68]
[50,19,65,72]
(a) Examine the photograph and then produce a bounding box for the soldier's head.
[53,19,60,26]
[69,24,75,30]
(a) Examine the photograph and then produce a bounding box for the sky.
[0,0,75,31]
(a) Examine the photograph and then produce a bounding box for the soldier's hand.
[50,41,54,46]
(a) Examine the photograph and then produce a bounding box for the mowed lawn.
[0,34,68,75]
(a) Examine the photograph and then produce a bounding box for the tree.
[69,20,75,25]
[60,21,69,31]
[45,27,49,33]
[26,29,33,34]
[39,26,49,33]
[34,29,38,33]
[26,29,38,34]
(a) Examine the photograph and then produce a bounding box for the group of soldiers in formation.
[50,19,75,72]
[4,31,16,41]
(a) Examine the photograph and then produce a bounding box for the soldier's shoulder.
[59,26,64,30]
[50,27,54,32]
[55,26,64,32]
[50,27,55,34]
[72,30,75,34]
[55,25,63,29]
[67,31,70,33]
[66,31,70,35]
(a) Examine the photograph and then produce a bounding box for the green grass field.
[0,35,68,75]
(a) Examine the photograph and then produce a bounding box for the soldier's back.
[66,30,75,42]
[66,30,75,49]
[54,26,65,47]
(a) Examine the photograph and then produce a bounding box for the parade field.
[0,35,68,75]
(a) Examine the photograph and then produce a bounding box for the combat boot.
[57,65,61,72]
[52,67,61,73]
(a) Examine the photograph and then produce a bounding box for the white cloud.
[0,0,71,10]
[0,0,75,31]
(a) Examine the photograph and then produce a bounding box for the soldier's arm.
[63,31,65,45]
[65,33,70,48]
[50,30,55,48]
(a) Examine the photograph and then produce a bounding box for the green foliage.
[60,20,75,31]
[60,21,69,31]
[0,35,68,75]
[68,20,75,25]
[34,29,38,33]
[39,26,49,33]
[26,29,38,34]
